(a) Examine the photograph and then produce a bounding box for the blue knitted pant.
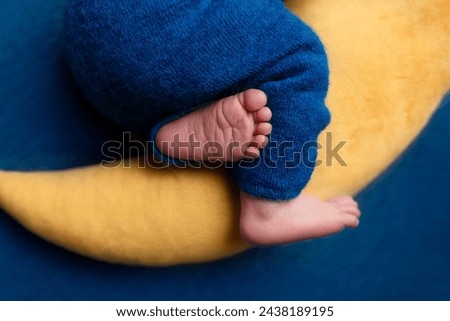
[65,0,331,200]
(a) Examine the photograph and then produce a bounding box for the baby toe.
[344,205,361,218]
[243,89,267,112]
[254,107,272,122]
[330,195,357,206]
[244,146,261,160]
[343,214,360,228]
[255,122,272,136]
[252,135,269,149]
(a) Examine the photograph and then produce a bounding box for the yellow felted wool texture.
[0,0,449,266]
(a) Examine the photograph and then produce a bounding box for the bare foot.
[240,192,361,245]
[155,89,272,162]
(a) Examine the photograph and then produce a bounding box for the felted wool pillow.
[0,0,449,266]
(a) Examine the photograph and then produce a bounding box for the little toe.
[252,135,269,149]
[242,89,267,112]
[255,122,272,136]
[244,146,261,159]
[254,107,272,122]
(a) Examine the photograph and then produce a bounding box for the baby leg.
[154,87,360,245]
[230,22,361,245]
[151,4,361,245]
[153,86,360,245]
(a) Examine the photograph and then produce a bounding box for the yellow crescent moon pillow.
[0,0,449,266]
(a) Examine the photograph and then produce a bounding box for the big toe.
[330,195,358,207]
[242,89,267,112]
[330,196,361,217]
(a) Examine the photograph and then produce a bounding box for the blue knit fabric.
[65,0,330,200]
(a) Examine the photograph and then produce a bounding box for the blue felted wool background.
[0,0,123,171]
[1,0,450,300]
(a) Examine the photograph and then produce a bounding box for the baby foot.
[155,89,272,162]
[240,193,361,245]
